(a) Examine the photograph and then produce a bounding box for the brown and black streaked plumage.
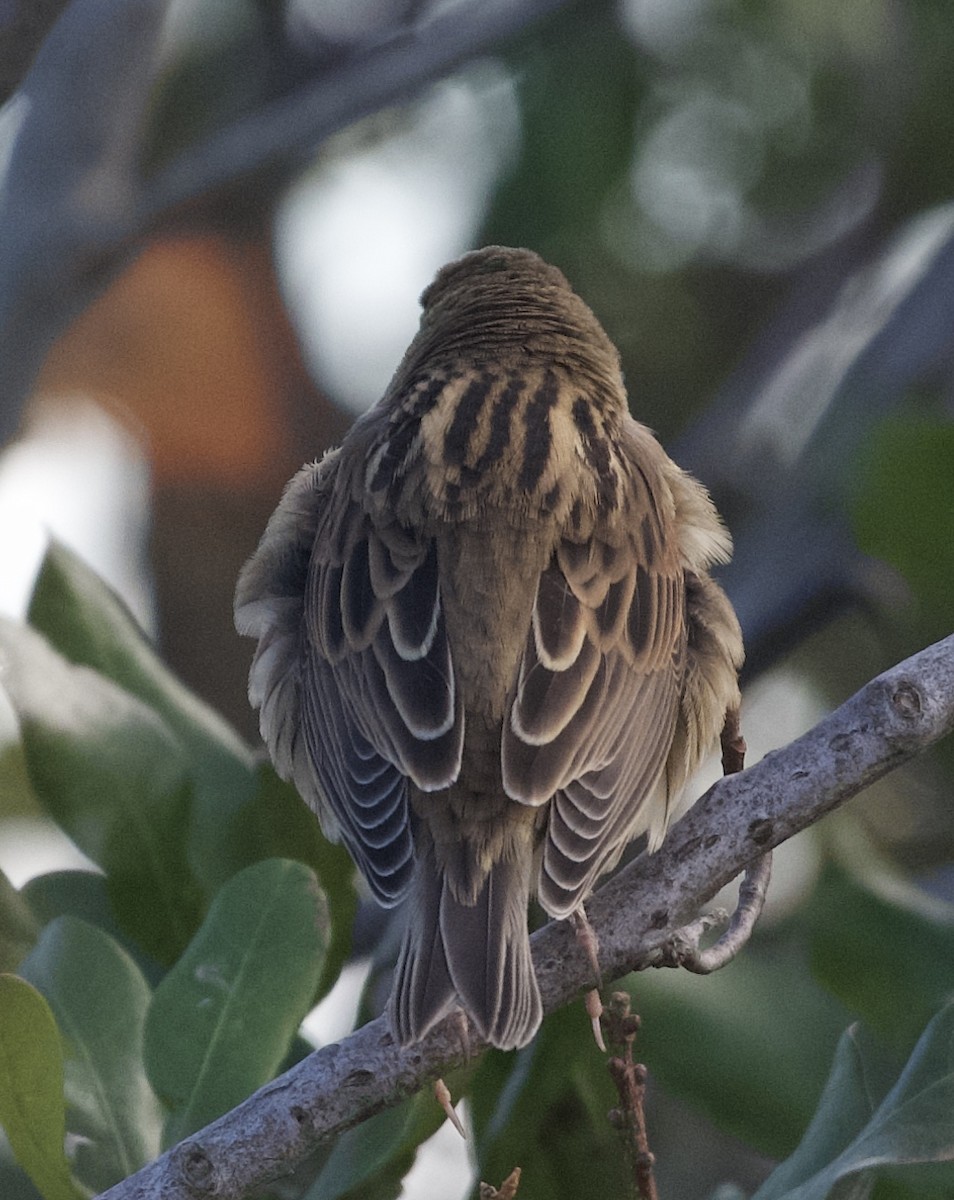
[235,246,743,1050]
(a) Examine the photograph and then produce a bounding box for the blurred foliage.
[2,0,954,1197]
[0,547,952,1199]
[853,415,954,643]
[750,1003,954,1200]
[470,1003,632,1198]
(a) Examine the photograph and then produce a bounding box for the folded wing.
[502,451,687,918]
[235,452,463,907]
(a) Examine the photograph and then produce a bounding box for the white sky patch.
[0,816,99,887]
[402,1107,472,1200]
[275,64,519,413]
[0,395,153,624]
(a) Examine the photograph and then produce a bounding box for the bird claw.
[585,988,606,1051]
[570,907,608,1050]
[434,1077,466,1139]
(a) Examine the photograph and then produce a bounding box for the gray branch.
[94,633,954,1200]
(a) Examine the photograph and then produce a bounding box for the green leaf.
[628,928,853,1157]
[177,759,354,969]
[0,975,84,1200]
[485,3,643,251]
[853,417,954,625]
[470,1002,631,1200]
[0,739,38,816]
[27,542,259,895]
[23,871,123,941]
[753,1024,884,1199]
[0,1157,49,1200]
[304,1092,446,1200]
[144,858,328,1146]
[19,917,162,1195]
[240,766,357,999]
[28,541,255,789]
[0,871,39,973]
[754,1002,954,1199]
[0,618,204,963]
[807,859,954,1051]
[21,871,163,987]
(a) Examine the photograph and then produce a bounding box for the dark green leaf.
[19,917,162,1195]
[754,1003,954,1199]
[304,1092,446,1200]
[0,871,38,972]
[28,541,254,785]
[27,542,259,895]
[239,765,357,999]
[0,1156,46,1200]
[853,418,954,626]
[485,1,643,252]
[629,929,853,1157]
[753,1024,882,1199]
[0,618,204,963]
[0,739,37,816]
[470,1002,630,1200]
[144,858,328,1146]
[21,871,164,987]
[23,871,123,942]
[807,860,954,1051]
[0,974,84,1200]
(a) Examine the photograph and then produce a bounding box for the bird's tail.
[389,838,542,1051]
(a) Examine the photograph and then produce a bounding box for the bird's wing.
[502,434,686,918]
[236,450,463,907]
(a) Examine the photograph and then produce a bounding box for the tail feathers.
[389,850,542,1051]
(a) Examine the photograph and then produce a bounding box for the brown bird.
[235,246,743,1051]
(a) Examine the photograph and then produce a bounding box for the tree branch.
[94,633,954,1200]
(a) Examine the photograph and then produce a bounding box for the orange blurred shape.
[34,231,307,491]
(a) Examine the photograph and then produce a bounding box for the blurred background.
[1,0,954,1197]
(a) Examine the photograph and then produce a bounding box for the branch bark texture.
[95,634,954,1200]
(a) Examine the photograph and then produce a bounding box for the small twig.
[603,993,659,1200]
[479,1167,522,1199]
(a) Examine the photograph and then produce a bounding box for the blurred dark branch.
[677,206,954,676]
[94,633,954,1200]
[0,0,571,440]
[0,0,68,99]
[148,0,570,213]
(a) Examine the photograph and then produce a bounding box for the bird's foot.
[571,906,606,1050]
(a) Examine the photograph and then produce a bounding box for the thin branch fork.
[95,633,954,1200]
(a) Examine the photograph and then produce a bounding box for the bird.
[234,245,744,1052]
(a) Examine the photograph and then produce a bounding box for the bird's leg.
[432,1011,471,1138]
[720,705,746,775]
[571,906,607,1051]
[651,706,772,973]
[434,1077,467,1139]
